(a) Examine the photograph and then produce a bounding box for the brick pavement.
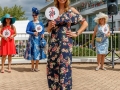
[0,63,120,90]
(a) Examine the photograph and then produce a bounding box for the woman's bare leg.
[1,55,7,73]
[101,55,106,70]
[35,60,39,72]
[31,60,34,71]
[8,55,12,72]
[97,54,102,67]
[96,54,102,70]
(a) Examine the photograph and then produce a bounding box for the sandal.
[7,70,11,73]
[34,68,39,72]
[101,67,107,71]
[31,68,34,72]
[1,69,4,73]
[95,66,100,71]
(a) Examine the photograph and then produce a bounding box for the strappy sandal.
[101,67,107,71]
[95,66,100,71]
[7,70,11,73]
[1,69,4,73]
[31,68,34,72]
[34,68,39,72]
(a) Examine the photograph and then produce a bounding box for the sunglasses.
[6,18,11,19]
[99,18,105,20]
[32,15,37,16]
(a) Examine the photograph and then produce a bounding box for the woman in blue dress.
[46,0,88,89]
[24,7,46,72]
[92,12,110,71]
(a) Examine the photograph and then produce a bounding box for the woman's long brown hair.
[54,0,70,12]
[2,18,14,29]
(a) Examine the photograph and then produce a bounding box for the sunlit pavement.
[0,62,120,90]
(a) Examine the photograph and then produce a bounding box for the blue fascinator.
[32,7,39,15]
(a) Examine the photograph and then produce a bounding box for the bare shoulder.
[70,7,79,14]
[11,25,16,31]
[12,25,16,29]
[0,25,2,28]
[94,25,98,30]
[0,25,3,29]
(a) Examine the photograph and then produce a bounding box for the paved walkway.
[0,63,120,90]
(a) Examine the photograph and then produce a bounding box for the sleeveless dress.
[47,10,85,90]
[1,26,16,55]
[24,21,46,60]
[95,24,109,54]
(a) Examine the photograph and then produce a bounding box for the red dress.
[1,26,16,55]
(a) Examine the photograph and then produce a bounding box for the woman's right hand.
[91,42,95,48]
[34,32,38,36]
[2,36,7,41]
[47,21,56,32]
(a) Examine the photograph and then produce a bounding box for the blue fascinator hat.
[32,7,39,15]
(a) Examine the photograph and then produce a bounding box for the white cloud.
[0,0,49,20]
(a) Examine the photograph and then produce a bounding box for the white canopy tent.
[0,20,30,40]
[13,20,29,33]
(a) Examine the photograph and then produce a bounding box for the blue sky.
[0,0,52,20]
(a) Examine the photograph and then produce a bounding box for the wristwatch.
[75,31,79,36]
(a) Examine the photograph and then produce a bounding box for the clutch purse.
[96,37,102,42]
[40,38,47,48]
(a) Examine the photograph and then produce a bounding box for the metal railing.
[13,31,120,58]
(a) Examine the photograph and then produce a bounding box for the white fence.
[13,31,120,59]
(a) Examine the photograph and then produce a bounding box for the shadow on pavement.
[11,67,31,72]
[72,64,120,71]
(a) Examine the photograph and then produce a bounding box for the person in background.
[46,0,88,89]
[24,7,46,72]
[0,14,16,73]
[92,12,110,71]
[0,39,1,57]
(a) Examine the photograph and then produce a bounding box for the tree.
[0,5,27,20]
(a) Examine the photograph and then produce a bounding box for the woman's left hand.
[105,32,110,37]
[66,31,78,38]
[41,34,44,38]
[10,35,14,39]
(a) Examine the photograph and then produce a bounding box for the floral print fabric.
[47,10,85,90]
[95,24,109,54]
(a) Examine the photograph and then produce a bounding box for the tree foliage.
[0,5,27,20]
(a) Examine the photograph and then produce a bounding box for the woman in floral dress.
[46,0,88,89]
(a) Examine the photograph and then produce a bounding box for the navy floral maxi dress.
[47,10,85,90]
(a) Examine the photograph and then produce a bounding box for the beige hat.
[94,12,108,24]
